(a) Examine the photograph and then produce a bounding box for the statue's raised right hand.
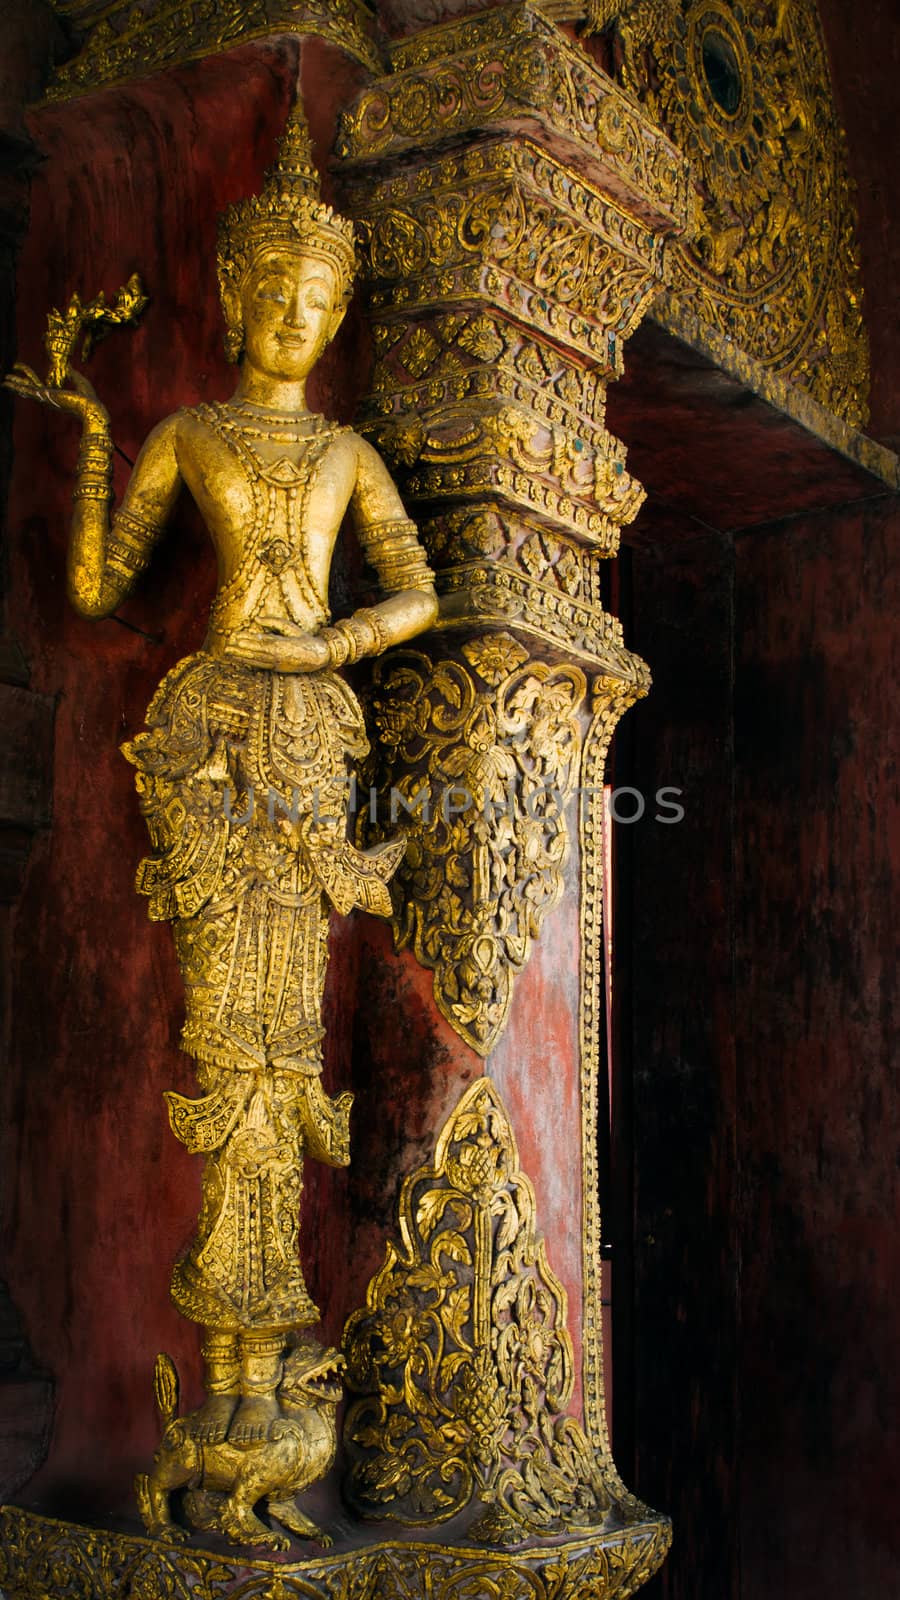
[3,363,110,431]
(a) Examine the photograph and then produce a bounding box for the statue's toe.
[229,1419,264,1445]
[227,1395,279,1445]
[190,1396,238,1444]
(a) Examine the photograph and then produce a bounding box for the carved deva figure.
[5,103,437,1544]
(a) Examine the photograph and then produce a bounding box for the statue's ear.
[327,304,348,343]
[221,283,243,360]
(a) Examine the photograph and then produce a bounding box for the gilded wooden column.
[333,0,691,1577]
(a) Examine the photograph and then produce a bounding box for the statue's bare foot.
[228,1394,280,1445]
[190,1394,238,1444]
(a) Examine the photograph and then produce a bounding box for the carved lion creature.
[135,1340,344,1551]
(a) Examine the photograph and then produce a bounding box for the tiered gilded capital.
[337,1,689,676]
[337,3,689,235]
[40,0,382,100]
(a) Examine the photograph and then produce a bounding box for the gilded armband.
[106,507,161,581]
[72,429,113,504]
[360,516,436,596]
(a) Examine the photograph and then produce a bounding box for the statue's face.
[239,247,343,382]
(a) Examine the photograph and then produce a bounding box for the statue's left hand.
[224,626,329,673]
[3,363,109,430]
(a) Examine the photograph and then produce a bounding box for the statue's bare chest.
[178,402,354,629]
[179,403,352,554]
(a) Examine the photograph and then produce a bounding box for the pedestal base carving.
[0,1505,672,1599]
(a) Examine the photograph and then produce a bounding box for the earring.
[223,318,243,364]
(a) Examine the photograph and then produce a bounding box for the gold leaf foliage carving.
[592,0,870,424]
[0,1503,673,1598]
[44,0,381,100]
[366,635,587,1056]
[343,1078,613,1538]
[577,679,652,1525]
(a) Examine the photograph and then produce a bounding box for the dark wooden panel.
[0,682,54,831]
[614,523,739,1600]
[734,494,900,1600]
[609,319,896,539]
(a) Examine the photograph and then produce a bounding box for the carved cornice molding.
[433,561,650,677]
[351,139,669,372]
[42,0,382,102]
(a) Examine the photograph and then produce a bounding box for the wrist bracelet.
[354,606,389,655]
[73,476,113,503]
[76,432,113,503]
[320,607,390,669]
[77,436,112,466]
[72,480,112,499]
[319,622,353,669]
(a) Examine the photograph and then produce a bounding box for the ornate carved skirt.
[121,651,404,1332]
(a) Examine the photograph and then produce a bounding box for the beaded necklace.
[221,399,333,446]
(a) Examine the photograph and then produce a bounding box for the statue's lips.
[276,333,311,348]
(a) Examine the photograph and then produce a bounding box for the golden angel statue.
[5,103,437,1538]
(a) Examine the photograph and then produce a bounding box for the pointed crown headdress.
[216,102,357,360]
